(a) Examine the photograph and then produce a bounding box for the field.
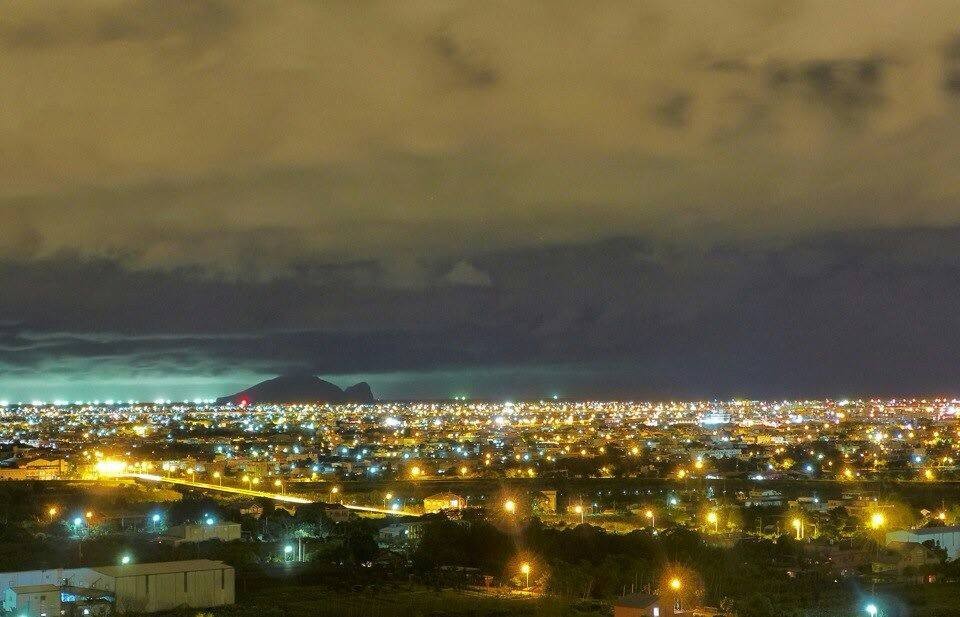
[152,584,608,617]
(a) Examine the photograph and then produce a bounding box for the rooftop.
[91,560,231,578]
[614,593,659,609]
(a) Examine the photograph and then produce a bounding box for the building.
[613,593,663,617]
[740,489,784,507]
[887,525,960,559]
[874,541,941,575]
[613,592,729,617]
[0,560,234,615]
[3,584,61,616]
[160,522,242,546]
[423,492,465,513]
[0,457,66,480]
[96,560,234,614]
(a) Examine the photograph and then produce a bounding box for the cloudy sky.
[4,1,960,401]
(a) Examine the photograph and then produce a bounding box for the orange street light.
[706,510,719,533]
[520,562,531,588]
[504,499,517,515]
[573,504,584,524]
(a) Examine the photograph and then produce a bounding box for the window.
[653,608,660,617]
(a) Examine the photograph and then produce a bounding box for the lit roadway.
[122,473,417,517]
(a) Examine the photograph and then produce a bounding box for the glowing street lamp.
[409,466,422,478]
[866,603,878,617]
[274,479,284,495]
[504,499,517,515]
[213,471,222,486]
[120,554,132,565]
[706,511,719,533]
[870,512,886,530]
[242,474,252,489]
[520,562,531,588]
[47,506,58,522]
[791,517,804,540]
[330,486,340,503]
[573,504,584,524]
[669,577,682,591]
[645,509,655,529]
[283,544,294,562]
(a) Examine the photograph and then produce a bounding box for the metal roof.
[90,560,231,578]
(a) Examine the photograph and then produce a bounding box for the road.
[123,473,418,516]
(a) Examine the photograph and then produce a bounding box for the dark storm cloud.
[5,227,960,398]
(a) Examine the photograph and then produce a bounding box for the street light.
[520,562,531,588]
[870,512,885,530]
[410,466,422,478]
[242,474,251,489]
[120,555,132,565]
[866,603,878,617]
[645,509,655,529]
[504,500,517,515]
[47,506,58,522]
[669,577,682,591]
[330,486,340,503]
[284,544,294,562]
[274,479,284,495]
[707,511,719,533]
[213,471,222,486]
[573,504,584,524]
[792,517,804,541]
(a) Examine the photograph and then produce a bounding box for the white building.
[3,584,61,616]
[886,525,960,559]
[0,560,234,615]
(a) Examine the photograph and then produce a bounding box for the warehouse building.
[160,522,242,545]
[0,559,234,615]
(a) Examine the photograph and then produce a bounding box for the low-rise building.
[887,525,960,559]
[423,492,465,513]
[3,583,61,616]
[160,522,242,546]
[0,560,234,615]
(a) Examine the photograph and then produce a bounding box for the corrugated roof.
[11,584,60,593]
[91,560,231,578]
[909,525,960,535]
[614,593,659,608]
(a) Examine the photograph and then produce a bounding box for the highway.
[123,473,418,516]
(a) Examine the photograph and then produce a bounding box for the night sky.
[4,2,960,401]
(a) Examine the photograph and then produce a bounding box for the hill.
[215,374,376,405]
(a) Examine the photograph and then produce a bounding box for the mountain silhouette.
[215,374,376,405]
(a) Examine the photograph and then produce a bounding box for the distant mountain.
[215,374,376,405]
